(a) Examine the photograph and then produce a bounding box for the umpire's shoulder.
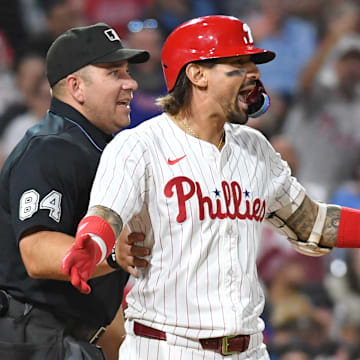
[14,132,90,175]
[34,130,87,154]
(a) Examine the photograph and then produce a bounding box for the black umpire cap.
[46,22,150,87]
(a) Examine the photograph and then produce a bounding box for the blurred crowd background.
[2,0,360,358]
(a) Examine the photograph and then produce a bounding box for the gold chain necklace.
[181,120,224,150]
[181,120,199,138]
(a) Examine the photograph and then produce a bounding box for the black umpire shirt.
[0,97,129,328]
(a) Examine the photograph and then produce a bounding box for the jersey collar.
[50,97,113,150]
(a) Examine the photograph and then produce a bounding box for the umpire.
[0,23,149,359]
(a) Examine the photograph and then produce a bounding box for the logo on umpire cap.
[104,28,120,42]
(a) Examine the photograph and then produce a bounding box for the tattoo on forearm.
[285,196,317,241]
[87,205,123,239]
[321,205,341,248]
[284,196,341,248]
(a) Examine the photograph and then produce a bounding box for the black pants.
[0,292,106,360]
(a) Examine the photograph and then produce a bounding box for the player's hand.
[61,234,99,294]
[116,231,150,277]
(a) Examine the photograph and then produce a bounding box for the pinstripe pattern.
[89,113,304,351]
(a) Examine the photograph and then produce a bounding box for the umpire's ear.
[185,63,208,89]
[66,72,85,104]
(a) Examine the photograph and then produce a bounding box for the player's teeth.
[238,94,246,102]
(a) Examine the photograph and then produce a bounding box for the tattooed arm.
[266,194,342,256]
[61,206,149,293]
[61,205,124,293]
[87,205,123,240]
[87,206,150,276]
[285,195,341,249]
[278,195,341,256]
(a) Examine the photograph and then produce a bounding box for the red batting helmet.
[161,15,276,92]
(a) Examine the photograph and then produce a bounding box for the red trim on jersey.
[77,215,116,263]
[337,207,360,248]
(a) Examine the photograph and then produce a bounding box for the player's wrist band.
[337,207,360,248]
[106,246,121,270]
[77,216,116,264]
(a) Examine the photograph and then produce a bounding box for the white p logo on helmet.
[242,23,254,44]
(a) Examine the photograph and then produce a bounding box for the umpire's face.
[79,60,138,134]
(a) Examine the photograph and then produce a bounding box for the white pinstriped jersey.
[89,113,305,339]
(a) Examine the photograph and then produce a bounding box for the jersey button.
[226,223,232,233]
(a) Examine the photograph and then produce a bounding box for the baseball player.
[62,16,360,359]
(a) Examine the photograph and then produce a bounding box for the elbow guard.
[266,202,332,257]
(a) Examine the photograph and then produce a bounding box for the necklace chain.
[181,120,224,150]
[181,120,199,138]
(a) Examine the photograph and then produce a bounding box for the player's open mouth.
[237,89,252,109]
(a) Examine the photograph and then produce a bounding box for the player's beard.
[225,101,249,125]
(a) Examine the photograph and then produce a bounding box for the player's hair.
[156,60,215,115]
[156,67,191,115]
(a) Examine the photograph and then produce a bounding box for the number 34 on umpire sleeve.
[19,189,62,223]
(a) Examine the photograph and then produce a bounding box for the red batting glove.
[61,234,101,294]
